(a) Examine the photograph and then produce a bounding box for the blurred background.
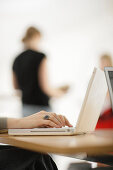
[0,0,113,169]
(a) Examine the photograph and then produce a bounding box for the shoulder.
[32,50,46,58]
[13,50,34,62]
[15,50,46,59]
[31,50,46,63]
[12,50,28,69]
[13,50,27,61]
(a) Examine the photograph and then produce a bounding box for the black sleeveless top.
[13,49,49,106]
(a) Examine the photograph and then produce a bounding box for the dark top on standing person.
[12,49,49,106]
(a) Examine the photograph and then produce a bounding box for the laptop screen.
[104,67,113,110]
[108,71,113,93]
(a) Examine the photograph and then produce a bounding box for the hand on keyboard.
[7,111,73,129]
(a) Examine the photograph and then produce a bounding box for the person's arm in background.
[0,111,72,130]
[38,58,69,98]
[0,118,7,130]
[12,72,19,89]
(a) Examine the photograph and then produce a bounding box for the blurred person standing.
[12,26,69,117]
[96,54,113,129]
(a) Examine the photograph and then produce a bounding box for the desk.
[0,130,113,155]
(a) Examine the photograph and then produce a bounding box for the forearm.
[1,112,72,130]
[7,117,37,129]
[7,118,22,129]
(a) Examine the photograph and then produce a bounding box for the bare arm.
[7,111,72,129]
[12,72,19,89]
[38,58,67,97]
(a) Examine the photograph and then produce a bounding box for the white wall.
[0,0,113,123]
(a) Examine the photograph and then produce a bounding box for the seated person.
[96,54,113,129]
[0,111,72,170]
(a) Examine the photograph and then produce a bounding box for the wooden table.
[0,130,113,155]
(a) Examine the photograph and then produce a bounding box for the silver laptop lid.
[104,67,113,109]
[75,68,108,133]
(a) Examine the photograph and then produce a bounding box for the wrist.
[7,118,23,129]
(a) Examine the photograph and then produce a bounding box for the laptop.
[104,67,113,109]
[8,67,108,136]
